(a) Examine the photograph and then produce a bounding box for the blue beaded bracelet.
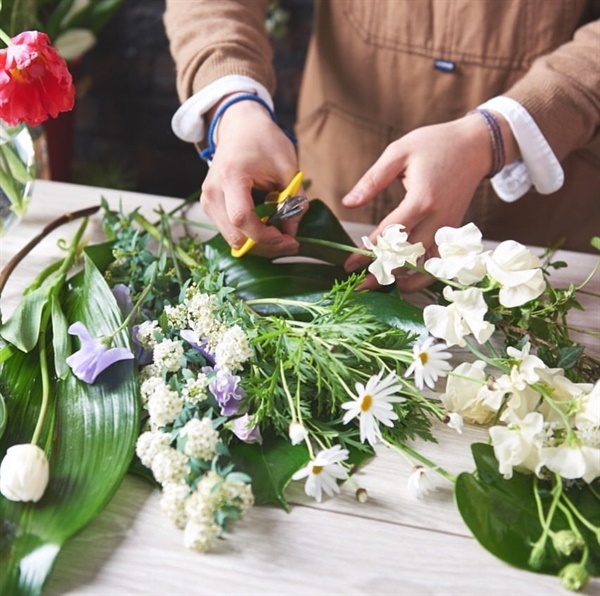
[199,93,296,162]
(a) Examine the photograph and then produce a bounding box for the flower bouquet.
[0,189,598,594]
[0,18,74,233]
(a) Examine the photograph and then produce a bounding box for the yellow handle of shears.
[231,171,304,258]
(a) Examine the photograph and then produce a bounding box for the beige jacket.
[164,0,600,252]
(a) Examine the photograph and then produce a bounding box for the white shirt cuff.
[171,75,273,143]
[478,96,564,203]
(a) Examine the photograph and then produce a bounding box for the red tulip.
[0,31,75,127]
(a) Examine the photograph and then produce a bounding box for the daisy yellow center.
[361,394,373,412]
[419,352,428,365]
[312,465,323,474]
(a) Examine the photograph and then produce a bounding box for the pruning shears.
[231,171,307,258]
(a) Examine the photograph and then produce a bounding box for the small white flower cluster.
[133,283,257,553]
[440,342,599,483]
[136,427,254,552]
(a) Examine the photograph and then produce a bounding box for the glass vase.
[0,122,38,235]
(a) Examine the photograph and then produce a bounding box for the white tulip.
[0,444,50,503]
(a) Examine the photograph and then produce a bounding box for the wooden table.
[1,181,598,596]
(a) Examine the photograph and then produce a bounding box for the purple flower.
[131,324,154,366]
[66,322,134,384]
[209,369,245,416]
[180,329,216,366]
[111,284,133,317]
[232,414,262,445]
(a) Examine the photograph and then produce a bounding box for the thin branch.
[0,205,101,296]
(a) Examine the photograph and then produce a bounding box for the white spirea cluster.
[136,430,172,467]
[164,303,188,329]
[150,447,189,485]
[153,339,184,373]
[214,324,253,372]
[136,320,160,350]
[160,482,190,529]
[185,290,222,338]
[147,381,183,428]
[180,418,219,460]
[181,374,209,404]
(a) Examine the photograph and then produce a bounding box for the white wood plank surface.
[1,180,598,595]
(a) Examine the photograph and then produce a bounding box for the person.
[163,0,600,291]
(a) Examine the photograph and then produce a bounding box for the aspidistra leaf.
[0,255,139,595]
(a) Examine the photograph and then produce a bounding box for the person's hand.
[342,112,519,292]
[199,97,301,258]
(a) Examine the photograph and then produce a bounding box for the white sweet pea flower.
[291,445,349,502]
[362,224,425,285]
[536,368,593,424]
[441,360,496,424]
[575,381,600,428]
[0,444,50,502]
[506,343,547,389]
[424,223,488,284]
[489,411,544,478]
[423,286,495,347]
[484,240,545,307]
[540,443,600,484]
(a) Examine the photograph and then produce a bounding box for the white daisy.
[291,445,349,502]
[404,336,453,390]
[341,369,406,446]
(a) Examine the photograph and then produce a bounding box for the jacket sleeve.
[163,0,275,102]
[504,18,600,161]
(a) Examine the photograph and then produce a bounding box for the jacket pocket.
[342,0,578,71]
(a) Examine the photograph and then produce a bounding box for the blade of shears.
[231,171,305,258]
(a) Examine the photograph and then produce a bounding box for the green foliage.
[456,444,600,584]
[0,256,139,595]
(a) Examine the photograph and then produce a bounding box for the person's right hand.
[199,97,301,258]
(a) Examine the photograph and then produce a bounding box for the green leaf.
[231,436,310,509]
[351,289,426,339]
[0,255,139,595]
[205,199,424,336]
[0,284,53,352]
[455,444,600,577]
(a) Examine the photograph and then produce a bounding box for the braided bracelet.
[199,93,296,162]
[470,108,506,178]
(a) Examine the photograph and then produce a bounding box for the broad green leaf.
[231,437,309,509]
[0,284,53,352]
[0,255,139,596]
[455,444,600,577]
[205,199,424,336]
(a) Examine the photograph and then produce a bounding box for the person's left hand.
[342,112,518,292]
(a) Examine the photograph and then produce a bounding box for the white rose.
[0,444,50,502]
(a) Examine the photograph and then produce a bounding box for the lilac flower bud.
[232,414,263,445]
[0,444,49,502]
[209,369,245,416]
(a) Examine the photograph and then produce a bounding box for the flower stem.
[296,235,372,257]
[31,329,50,446]
[383,439,456,483]
[0,28,12,48]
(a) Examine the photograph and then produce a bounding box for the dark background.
[67,0,313,199]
